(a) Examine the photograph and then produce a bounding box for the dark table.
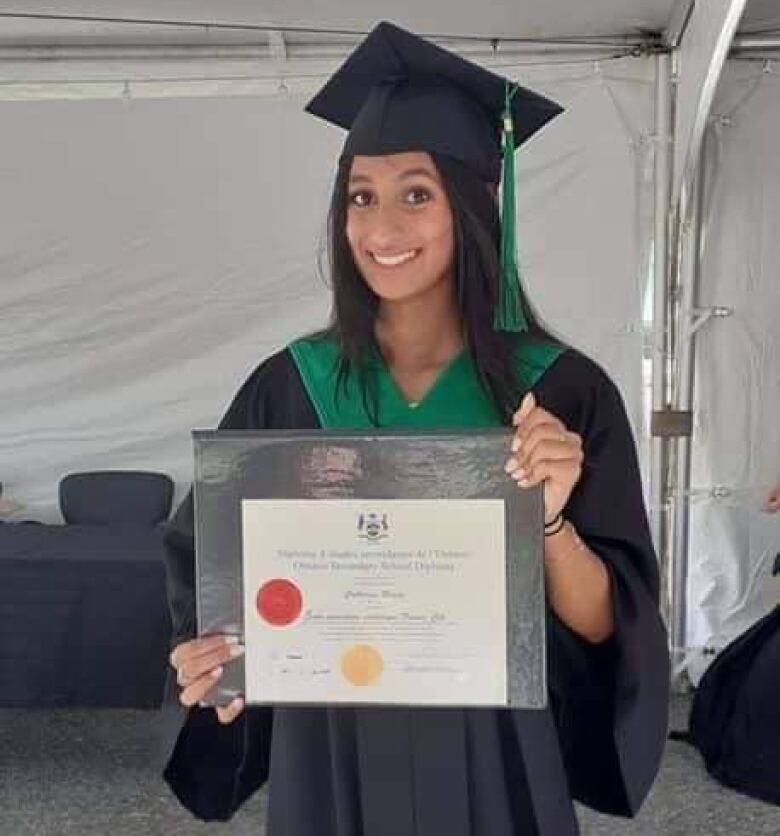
[0,523,171,707]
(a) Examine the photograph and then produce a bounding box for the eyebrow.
[348,167,439,185]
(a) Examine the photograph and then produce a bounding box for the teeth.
[371,250,417,266]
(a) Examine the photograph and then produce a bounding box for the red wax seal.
[256,579,303,627]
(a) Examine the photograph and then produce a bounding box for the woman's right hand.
[169,634,245,724]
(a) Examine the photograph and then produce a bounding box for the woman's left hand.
[504,392,584,524]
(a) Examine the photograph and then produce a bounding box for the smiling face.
[345,152,455,307]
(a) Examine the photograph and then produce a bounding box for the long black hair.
[318,152,558,425]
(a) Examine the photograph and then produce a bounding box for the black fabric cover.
[689,605,780,805]
[0,523,171,707]
[59,470,174,526]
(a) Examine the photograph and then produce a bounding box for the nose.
[362,203,409,251]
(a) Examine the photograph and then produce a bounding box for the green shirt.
[288,335,565,430]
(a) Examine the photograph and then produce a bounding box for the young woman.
[162,22,669,836]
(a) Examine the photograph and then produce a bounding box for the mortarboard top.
[305,21,564,183]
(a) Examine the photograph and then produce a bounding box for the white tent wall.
[0,56,656,522]
[0,93,339,519]
[684,59,780,682]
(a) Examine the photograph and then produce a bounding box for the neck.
[375,286,464,371]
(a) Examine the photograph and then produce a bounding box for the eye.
[404,186,432,206]
[348,190,373,208]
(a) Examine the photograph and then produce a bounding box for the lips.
[369,249,419,267]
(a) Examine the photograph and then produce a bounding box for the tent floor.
[1,697,777,835]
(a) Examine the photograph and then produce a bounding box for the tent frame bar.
[662,0,747,685]
[731,35,780,52]
[651,52,673,629]
[0,41,653,64]
[668,146,706,678]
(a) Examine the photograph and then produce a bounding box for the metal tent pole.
[668,145,706,678]
[651,52,673,626]
[731,35,780,52]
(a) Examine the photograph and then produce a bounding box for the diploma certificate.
[242,499,507,705]
[194,430,546,709]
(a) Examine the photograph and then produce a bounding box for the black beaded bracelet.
[544,512,565,537]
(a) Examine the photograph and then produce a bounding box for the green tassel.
[495,82,528,333]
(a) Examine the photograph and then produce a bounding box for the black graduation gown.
[687,604,780,805]
[160,347,669,835]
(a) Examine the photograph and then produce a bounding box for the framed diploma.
[193,430,546,709]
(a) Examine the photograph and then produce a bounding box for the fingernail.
[515,392,534,424]
[519,393,534,416]
[228,644,245,659]
[518,477,530,488]
[504,458,518,473]
[511,438,521,452]
[211,666,224,678]
[224,635,240,646]
[513,468,527,481]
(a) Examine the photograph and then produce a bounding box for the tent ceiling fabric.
[0,0,680,42]
[1,1,777,48]
[739,0,780,33]
[1,2,777,52]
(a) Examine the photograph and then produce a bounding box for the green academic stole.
[288,336,565,431]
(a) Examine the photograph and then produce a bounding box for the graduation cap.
[306,21,564,332]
